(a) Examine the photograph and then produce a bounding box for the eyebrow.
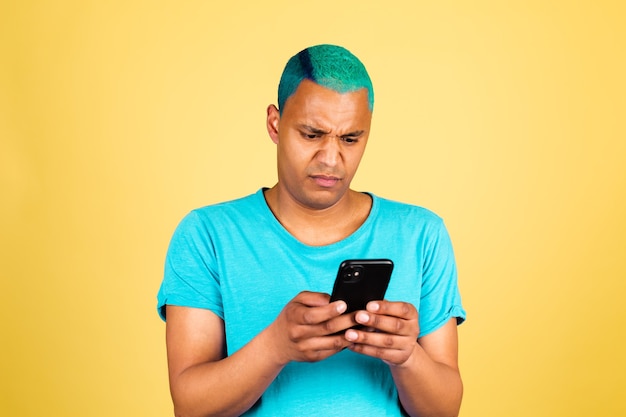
[299,124,365,137]
[300,124,328,135]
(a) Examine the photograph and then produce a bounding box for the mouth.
[310,174,342,188]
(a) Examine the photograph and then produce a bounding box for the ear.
[266,104,280,144]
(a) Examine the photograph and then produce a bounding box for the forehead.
[281,79,371,130]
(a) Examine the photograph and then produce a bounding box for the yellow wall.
[1,1,624,416]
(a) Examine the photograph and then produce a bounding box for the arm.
[165,292,354,417]
[392,319,462,417]
[346,301,462,417]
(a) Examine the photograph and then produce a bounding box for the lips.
[311,174,341,188]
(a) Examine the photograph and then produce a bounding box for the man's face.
[267,79,372,210]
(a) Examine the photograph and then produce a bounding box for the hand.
[345,300,419,367]
[268,291,356,365]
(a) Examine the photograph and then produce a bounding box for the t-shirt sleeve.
[417,218,466,337]
[156,211,223,321]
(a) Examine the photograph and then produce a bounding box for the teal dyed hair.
[277,44,374,115]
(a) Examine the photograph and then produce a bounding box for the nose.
[316,136,341,167]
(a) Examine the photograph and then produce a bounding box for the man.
[157,44,466,417]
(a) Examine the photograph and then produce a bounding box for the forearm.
[391,344,463,417]
[166,293,352,416]
[171,327,285,417]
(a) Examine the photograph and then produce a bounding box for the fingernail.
[336,301,347,314]
[356,312,369,323]
[345,329,357,341]
[368,302,380,312]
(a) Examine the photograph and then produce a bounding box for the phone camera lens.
[343,265,363,283]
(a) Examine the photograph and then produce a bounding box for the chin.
[301,189,345,210]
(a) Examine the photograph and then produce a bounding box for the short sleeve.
[417,218,466,337]
[156,211,223,321]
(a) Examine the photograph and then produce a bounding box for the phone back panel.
[330,259,394,313]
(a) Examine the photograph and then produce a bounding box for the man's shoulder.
[190,189,263,215]
[176,189,265,230]
[371,193,443,224]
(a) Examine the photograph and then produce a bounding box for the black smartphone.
[329,259,394,313]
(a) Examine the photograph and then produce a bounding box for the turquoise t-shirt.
[157,189,465,416]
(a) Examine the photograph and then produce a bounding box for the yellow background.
[1,1,624,416]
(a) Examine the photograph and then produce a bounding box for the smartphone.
[329,259,394,313]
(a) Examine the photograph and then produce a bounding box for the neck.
[263,186,372,246]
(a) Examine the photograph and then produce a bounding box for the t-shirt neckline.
[255,187,379,252]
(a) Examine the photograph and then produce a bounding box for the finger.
[293,291,332,307]
[322,312,358,335]
[344,328,416,366]
[291,301,347,326]
[347,340,413,366]
[366,300,418,321]
[353,310,415,336]
[345,327,402,349]
[286,292,346,325]
[303,334,353,352]
[288,310,356,341]
[290,334,353,362]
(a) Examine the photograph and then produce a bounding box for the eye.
[342,136,359,144]
[300,131,321,140]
